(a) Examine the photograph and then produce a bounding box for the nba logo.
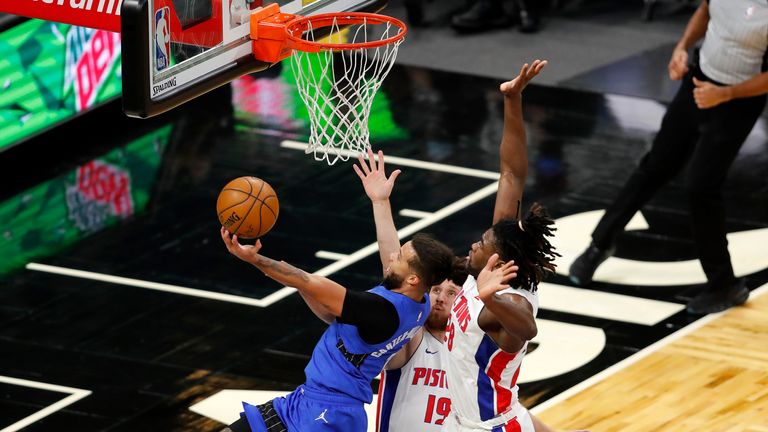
[154,7,171,72]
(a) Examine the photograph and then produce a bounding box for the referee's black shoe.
[686,278,749,315]
[568,242,615,287]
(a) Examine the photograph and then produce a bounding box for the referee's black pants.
[591,67,767,290]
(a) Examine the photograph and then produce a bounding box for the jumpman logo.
[315,409,329,423]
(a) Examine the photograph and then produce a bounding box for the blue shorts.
[242,386,368,432]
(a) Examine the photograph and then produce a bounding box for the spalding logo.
[223,212,241,228]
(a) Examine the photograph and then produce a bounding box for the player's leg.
[237,398,290,432]
[528,412,551,432]
[494,415,530,432]
[272,386,367,431]
[221,415,254,432]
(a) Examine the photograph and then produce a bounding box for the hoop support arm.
[249,4,301,63]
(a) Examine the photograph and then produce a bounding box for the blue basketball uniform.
[242,286,430,432]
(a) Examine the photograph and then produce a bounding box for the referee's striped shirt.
[699,0,768,85]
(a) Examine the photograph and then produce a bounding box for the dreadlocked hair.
[491,202,560,292]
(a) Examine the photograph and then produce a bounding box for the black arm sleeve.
[338,291,400,345]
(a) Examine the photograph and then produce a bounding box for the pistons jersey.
[376,331,450,432]
[442,275,538,425]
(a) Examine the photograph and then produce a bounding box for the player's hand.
[500,59,547,96]
[353,148,401,203]
[668,46,689,81]
[692,77,732,109]
[221,227,263,263]
[476,254,518,303]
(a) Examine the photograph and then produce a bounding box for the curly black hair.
[491,203,560,292]
[410,233,455,290]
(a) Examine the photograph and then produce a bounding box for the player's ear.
[406,273,421,287]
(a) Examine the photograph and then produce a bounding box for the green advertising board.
[0,20,122,150]
[0,125,172,278]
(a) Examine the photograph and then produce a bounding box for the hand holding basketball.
[216,176,279,239]
[221,227,263,263]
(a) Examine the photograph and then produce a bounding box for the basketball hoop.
[250,7,407,165]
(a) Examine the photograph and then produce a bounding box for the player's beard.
[425,311,449,331]
[382,272,404,290]
[467,255,482,279]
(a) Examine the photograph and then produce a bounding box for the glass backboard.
[121,0,387,118]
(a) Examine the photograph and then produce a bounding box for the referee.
[570,0,768,315]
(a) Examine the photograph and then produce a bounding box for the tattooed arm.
[221,228,347,319]
[254,254,344,321]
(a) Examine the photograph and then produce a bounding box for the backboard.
[121,0,387,118]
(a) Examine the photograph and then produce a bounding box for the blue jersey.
[303,285,430,403]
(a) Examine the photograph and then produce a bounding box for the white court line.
[399,209,434,219]
[280,140,500,179]
[26,263,284,308]
[539,282,684,326]
[315,251,349,261]
[530,282,768,415]
[27,182,501,307]
[0,375,91,432]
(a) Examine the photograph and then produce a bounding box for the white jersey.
[376,331,450,432]
[442,275,538,430]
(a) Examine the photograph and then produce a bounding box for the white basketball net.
[290,17,404,165]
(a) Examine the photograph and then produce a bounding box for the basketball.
[216,176,279,239]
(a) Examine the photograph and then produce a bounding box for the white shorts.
[442,407,534,432]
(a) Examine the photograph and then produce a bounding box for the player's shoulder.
[498,285,538,314]
[462,275,478,292]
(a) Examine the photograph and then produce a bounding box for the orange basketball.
[216,176,279,239]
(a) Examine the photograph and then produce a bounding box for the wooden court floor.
[536,283,768,432]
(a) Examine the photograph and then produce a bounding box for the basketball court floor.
[1,3,768,431]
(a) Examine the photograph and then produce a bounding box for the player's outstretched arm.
[354,148,401,275]
[296,291,335,324]
[476,254,537,353]
[221,228,346,320]
[493,60,547,225]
